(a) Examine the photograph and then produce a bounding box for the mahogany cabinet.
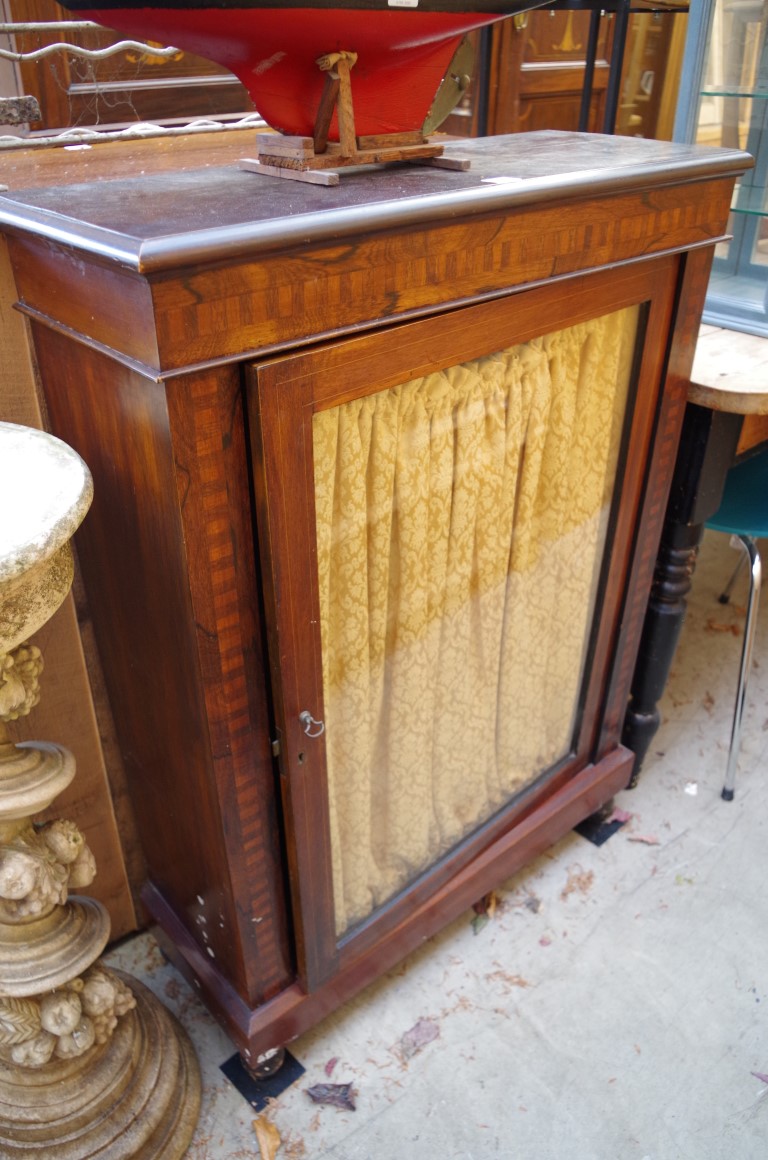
[0,132,750,1068]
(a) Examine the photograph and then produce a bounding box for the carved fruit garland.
[0,638,133,1071]
[0,966,136,1068]
[0,643,42,720]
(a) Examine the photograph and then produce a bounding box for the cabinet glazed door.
[247,258,677,991]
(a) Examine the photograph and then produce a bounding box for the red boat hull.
[84,8,509,136]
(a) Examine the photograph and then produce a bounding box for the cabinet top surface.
[0,132,752,275]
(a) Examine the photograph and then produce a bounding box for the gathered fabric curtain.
[312,306,639,934]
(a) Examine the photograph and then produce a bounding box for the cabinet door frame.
[247,255,677,992]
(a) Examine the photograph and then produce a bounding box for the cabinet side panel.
[165,367,293,1005]
[30,322,291,1004]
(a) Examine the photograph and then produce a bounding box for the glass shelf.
[731,181,768,216]
[700,86,768,98]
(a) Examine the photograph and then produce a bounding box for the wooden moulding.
[3,175,739,376]
[144,746,635,1061]
[152,178,732,369]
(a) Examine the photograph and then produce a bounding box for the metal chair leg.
[722,535,762,801]
[717,550,746,605]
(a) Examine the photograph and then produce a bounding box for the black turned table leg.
[623,404,744,783]
[623,520,704,781]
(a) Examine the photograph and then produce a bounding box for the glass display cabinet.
[678,0,768,335]
[0,130,750,1067]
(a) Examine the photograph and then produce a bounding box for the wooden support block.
[256,133,315,159]
[424,155,472,172]
[357,132,426,149]
[239,158,340,186]
[254,153,312,171]
[343,143,445,167]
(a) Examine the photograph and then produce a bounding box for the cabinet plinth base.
[147,745,634,1064]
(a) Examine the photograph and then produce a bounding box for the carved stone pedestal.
[0,973,200,1156]
[0,422,200,1157]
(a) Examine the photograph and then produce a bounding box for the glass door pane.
[312,306,639,935]
[249,258,677,986]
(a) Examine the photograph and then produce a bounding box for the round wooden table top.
[688,325,768,416]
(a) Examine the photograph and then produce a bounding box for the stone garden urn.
[0,421,200,1157]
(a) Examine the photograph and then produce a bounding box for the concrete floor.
[107,528,768,1159]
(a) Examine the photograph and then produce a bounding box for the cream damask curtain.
[313,306,639,934]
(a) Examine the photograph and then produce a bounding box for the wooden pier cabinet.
[0,132,750,1068]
